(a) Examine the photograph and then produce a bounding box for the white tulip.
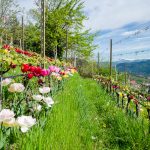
[32,95,43,101]
[33,104,42,112]
[8,83,25,93]
[17,116,36,133]
[43,97,54,107]
[1,78,12,86]
[0,109,15,123]
[3,118,16,127]
[39,87,50,94]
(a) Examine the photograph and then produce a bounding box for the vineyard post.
[115,65,118,81]
[22,16,24,50]
[55,44,58,62]
[10,37,13,45]
[97,52,100,74]
[124,63,127,85]
[41,0,46,69]
[109,39,112,92]
[66,27,68,62]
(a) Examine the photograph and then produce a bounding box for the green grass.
[16,75,150,150]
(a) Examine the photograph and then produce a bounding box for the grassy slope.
[18,75,150,150]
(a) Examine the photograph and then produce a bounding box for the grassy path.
[19,75,150,150]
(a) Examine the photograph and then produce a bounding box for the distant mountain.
[116,59,150,76]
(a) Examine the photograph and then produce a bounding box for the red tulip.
[27,73,34,79]
[21,64,30,73]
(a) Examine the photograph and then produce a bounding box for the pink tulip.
[41,69,49,76]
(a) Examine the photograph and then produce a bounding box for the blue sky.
[18,0,150,61]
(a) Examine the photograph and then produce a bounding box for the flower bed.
[0,45,77,148]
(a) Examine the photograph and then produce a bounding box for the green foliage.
[77,59,99,77]
[28,0,96,59]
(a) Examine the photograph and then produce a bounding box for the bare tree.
[0,0,20,29]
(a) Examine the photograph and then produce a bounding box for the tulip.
[33,104,42,112]
[32,95,43,101]
[39,87,50,94]
[21,64,30,73]
[41,69,50,76]
[1,78,12,86]
[8,83,25,92]
[17,116,36,133]
[0,109,15,123]
[27,73,34,79]
[43,97,54,107]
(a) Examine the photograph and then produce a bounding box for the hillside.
[116,59,150,76]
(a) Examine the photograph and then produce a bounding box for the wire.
[113,49,150,56]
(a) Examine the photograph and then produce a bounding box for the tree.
[0,0,20,45]
[26,0,97,59]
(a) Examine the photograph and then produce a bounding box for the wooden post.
[41,0,46,69]
[115,65,118,81]
[124,63,127,85]
[110,39,112,92]
[10,37,13,45]
[22,16,24,50]
[20,39,22,49]
[66,28,68,62]
[55,44,57,61]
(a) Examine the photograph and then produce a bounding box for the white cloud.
[83,0,150,31]
[122,30,139,36]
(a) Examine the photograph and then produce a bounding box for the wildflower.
[8,83,25,92]
[43,97,54,107]
[1,78,12,86]
[16,116,36,133]
[39,87,50,94]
